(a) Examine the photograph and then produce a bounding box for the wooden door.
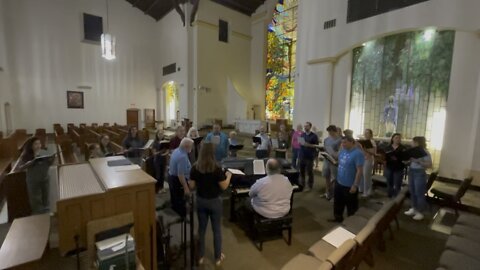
[144,109,155,129]
[126,109,139,129]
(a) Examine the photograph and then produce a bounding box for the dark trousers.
[384,167,404,198]
[299,158,314,189]
[168,175,186,217]
[197,197,223,260]
[256,149,269,159]
[333,182,358,222]
[154,155,166,191]
[291,148,300,169]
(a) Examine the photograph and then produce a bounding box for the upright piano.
[221,158,300,221]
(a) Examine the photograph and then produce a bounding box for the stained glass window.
[266,0,298,120]
[349,30,455,167]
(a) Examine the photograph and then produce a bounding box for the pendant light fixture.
[101,0,116,60]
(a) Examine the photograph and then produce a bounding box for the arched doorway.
[162,81,179,127]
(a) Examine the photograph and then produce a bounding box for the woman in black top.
[99,134,114,156]
[189,143,232,266]
[122,126,144,160]
[17,137,55,214]
[151,129,168,193]
[384,133,406,197]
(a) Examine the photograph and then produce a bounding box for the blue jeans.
[408,169,427,212]
[384,167,404,198]
[291,148,300,169]
[197,196,223,260]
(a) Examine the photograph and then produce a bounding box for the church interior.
[0,0,480,269]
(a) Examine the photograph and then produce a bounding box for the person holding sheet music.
[358,129,377,198]
[330,136,364,222]
[290,124,303,169]
[254,125,271,159]
[17,137,54,214]
[99,134,115,156]
[151,129,169,193]
[168,138,194,217]
[122,126,145,159]
[188,143,232,266]
[169,125,186,150]
[404,136,432,221]
[205,124,229,162]
[299,122,319,192]
[275,124,289,158]
[228,131,243,157]
[322,125,341,199]
[384,133,406,198]
[187,127,201,163]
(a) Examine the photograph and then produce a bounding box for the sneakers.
[413,212,424,221]
[198,257,204,265]
[404,208,416,216]
[216,253,226,266]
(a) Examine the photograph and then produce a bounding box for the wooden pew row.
[103,129,123,145]
[57,140,79,165]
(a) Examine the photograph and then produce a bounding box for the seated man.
[248,159,293,219]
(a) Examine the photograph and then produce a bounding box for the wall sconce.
[197,85,211,92]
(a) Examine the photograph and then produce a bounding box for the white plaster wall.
[2,0,158,133]
[331,51,352,129]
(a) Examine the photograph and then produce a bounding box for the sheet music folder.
[320,152,338,166]
[253,159,266,175]
[322,226,355,248]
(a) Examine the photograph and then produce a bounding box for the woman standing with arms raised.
[189,143,232,266]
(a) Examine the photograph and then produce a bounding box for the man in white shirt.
[254,125,271,159]
[249,159,293,218]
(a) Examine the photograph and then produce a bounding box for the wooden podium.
[57,157,157,269]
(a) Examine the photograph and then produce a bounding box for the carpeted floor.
[0,131,455,269]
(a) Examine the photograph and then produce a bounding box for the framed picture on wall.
[67,91,84,109]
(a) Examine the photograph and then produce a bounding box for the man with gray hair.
[168,137,194,217]
[248,159,293,218]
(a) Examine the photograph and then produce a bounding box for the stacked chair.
[282,188,409,270]
[436,212,480,270]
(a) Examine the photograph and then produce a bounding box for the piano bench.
[252,213,293,251]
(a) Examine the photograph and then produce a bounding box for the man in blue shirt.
[168,138,194,217]
[330,136,364,222]
[322,125,342,200]
[299,122,319,192]
[205,124,229,162]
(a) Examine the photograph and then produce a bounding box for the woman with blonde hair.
[189,143,232,266]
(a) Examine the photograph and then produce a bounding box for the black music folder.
[252,136,261,144]
[321,152,338,166]
[193,137,203,145]
[358,139,373,149]
[402,146,428,160]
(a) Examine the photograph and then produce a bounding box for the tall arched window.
[266,0,298,120]
[163,81,179,127]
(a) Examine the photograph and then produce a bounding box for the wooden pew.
[4,159,31,221]
[8,129,30,154]
[0,214,50,270]
[104,129,122,145]
[0,138,15,205]
[57,141,79,165]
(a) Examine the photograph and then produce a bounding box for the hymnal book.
[357,139,373,149]
[107,158,133,167]
[271,138,279,149]
[158,140,171,151]
[253,159,266,175]
[20,152,57,170]
[298,137,306,145]
[322,226,355,248]
[211,135,221,145]
[228,168,245,175]
[320,152,338,166]
[252,136,262,144]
